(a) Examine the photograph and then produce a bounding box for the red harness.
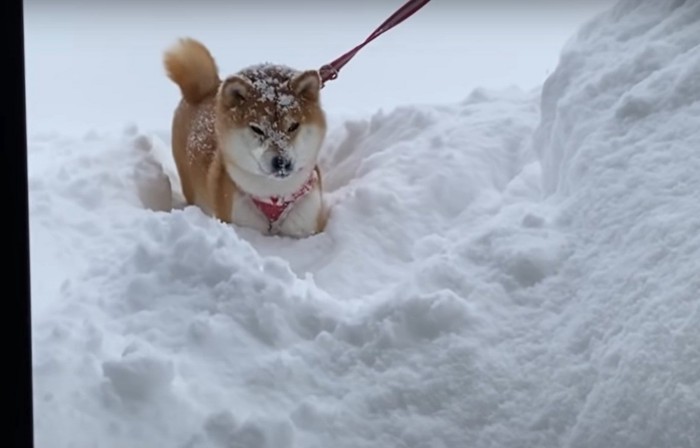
[250,171,318,223]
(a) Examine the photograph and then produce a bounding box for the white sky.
[23,0,616,135]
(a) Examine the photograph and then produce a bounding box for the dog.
[163,37,328,238]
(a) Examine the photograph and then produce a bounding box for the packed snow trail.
[29,1,700,447]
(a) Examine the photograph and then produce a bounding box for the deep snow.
[28,1,700,447]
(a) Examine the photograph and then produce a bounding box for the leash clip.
[319,64,339,87]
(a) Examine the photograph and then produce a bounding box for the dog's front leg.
[276,187,324,238]
[231,195,275,235]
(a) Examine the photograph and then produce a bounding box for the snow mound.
[29,1,700,447]
[529,0,700,446]
[535,0,700,196]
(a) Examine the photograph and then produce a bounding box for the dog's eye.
[249,125,265,136]
[287,122,299,133]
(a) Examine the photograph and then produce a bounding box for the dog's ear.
[220,75,251,108]
[290,70,321,102]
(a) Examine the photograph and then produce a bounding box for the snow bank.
[534,0,700,196]
[29,0,700,447]
[527,0,700,445]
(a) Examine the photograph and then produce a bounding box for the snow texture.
[186,104,217,164]
[29,1,700,447]
[241,63,302,113]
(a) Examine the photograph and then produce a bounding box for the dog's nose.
[271,155,293,174]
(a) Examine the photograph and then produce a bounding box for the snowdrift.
[529,1,700,445]
[29,1,699,447]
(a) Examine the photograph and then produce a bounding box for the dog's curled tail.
[163,38,220,104]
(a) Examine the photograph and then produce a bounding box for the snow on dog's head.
[215,64,326,180]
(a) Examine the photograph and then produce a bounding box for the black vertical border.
[5,0,33,446]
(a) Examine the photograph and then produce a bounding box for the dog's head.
[215,64,326,179]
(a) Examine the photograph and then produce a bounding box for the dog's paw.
[276,193,324,238]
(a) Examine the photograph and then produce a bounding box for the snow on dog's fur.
[163,37,328,237]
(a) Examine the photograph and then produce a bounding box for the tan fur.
[164,38,220,104]
[163,37,328,237]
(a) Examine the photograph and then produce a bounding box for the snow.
[22,0,613,135]
[186,105,217,165]
[242,64,303,111]
[27,1,700,448]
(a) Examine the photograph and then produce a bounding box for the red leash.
[318,0,432,87]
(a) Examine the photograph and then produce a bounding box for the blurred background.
[23,0,615,135]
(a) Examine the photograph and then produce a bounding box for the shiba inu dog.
[163,37,328,237]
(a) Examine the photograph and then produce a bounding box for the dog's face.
[215,65,326,179]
